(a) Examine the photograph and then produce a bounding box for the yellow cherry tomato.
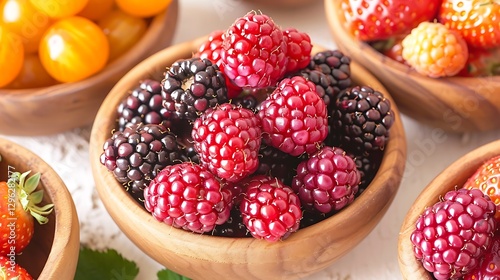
[6,53,58,89]
[29,0,89,19]
[0,26,24,87]
[115,0,172,18]
[98,9,147,61]
[39,16,109,83]
[77,0,115,21]
[0,0,52,53]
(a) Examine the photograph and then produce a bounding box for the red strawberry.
[439,0,500,49]
[464,230,500,280]
[0,171,54,256]
[340,0,440,41]
[0,255,32,280]
[462,155,500,222]
[457,47,500,77]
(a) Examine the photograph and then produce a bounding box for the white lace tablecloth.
[2,1,500,279]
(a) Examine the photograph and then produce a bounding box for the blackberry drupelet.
[230,94,259,111]
[117,79,173,131]
[161,57,228,121]
[329,85,394,156]
[100,123,187,202]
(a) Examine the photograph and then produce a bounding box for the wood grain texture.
[398,140,500,280]
[0,0,179,136]
[89,36,407,280]
[0,137,80,280]
[325,0,500,133]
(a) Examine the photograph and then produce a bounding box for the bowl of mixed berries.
[325,0,500,133]
[399,140,500,279]
[90,11,407,280]
[0,137,80,279]
[0,0,178,136]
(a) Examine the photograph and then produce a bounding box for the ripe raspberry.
[292,146,360,214]
[221,11,288,89]
[143,162,233,233]
[282,27,312,74]
[100,124,187,202]
[191,103,262,183]
[239,175,302,242]
[194,30,242,98]
[464,231,500,280]
[161,57,229,120]
[329,85,395,156]
[410,188,497,280]
[257,76,328,157]
[402,22,469,78]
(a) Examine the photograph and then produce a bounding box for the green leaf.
[75,246,139,280]
[157,268,191,280]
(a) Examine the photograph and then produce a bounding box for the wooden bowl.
[89,36,407,280]
[325,0,500,133]
[0,0,179,136]
[398,139,500,279]
[0,137,80,279]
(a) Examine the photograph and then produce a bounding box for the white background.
[3,0,500,279]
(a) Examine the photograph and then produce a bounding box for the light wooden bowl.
[0,0,178,136]
[89,36,407,280]
[398,139,500,279]
[0,137,79,279]
[325,0,500,133]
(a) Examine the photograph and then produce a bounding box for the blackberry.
[100,123,187,202]
[117,79,173,131]
[329,85,394,156]
[349,150,383,194]
[211,208,251,238]
[161,57,228,121]
[255,144,303,186]
[230,94,259,111]
[296,69,335,109]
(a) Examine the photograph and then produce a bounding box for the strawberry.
[0,255,32,280]
[340,0,440,41]
[0,171,54,256]
[463,229,500,280]
[439,0,500,49]
[462,155,500,222]
[457,47,500,77]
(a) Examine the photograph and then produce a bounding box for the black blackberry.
[117,79,173,131]
[211,208,251,238]
[230,94,259,111]
[161,57,228,121]
[100,123,188,202]
[329,85,395,156]
[349,150,383,195]
[296,69,335,109]
[255,144,303,186]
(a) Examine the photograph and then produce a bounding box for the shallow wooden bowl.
[0,137,79,279]
[89,36,407,280]
[325,0,500,133]
[0,0,178,136]
[398,140,500,279]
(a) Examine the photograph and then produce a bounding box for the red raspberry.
[221,11,288,89]
[464,231,500,280]
[191,103,262,183]
[282,27,312,74]
[292,146,360,213]
[257,76,328,157]
[143,162,233,233]
[194,30,242,98]
[239,175,302,242]
[410,188,497,280]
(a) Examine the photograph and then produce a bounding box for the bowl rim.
[398,139,500,279]
[89,36,407,278]
[0,137,80,279]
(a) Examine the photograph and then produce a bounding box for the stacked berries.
[100,11,395,242]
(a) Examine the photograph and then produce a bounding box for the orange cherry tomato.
[0,26,24,87]
[0,0,52,53]
[29,0,88,19]
[115,0,172,18]
[39,16,109,83]
[98,9,147,62]
[77,0,114,21]
[6,53,58,89]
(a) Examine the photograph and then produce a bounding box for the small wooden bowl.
[398,140,500,279]
[0,0,178,136]
[89,36,407,280]
[0,137,80,279]
[325,0,500,133]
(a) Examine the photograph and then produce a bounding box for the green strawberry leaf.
[157,268,191,280]
[75,246,139,280]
